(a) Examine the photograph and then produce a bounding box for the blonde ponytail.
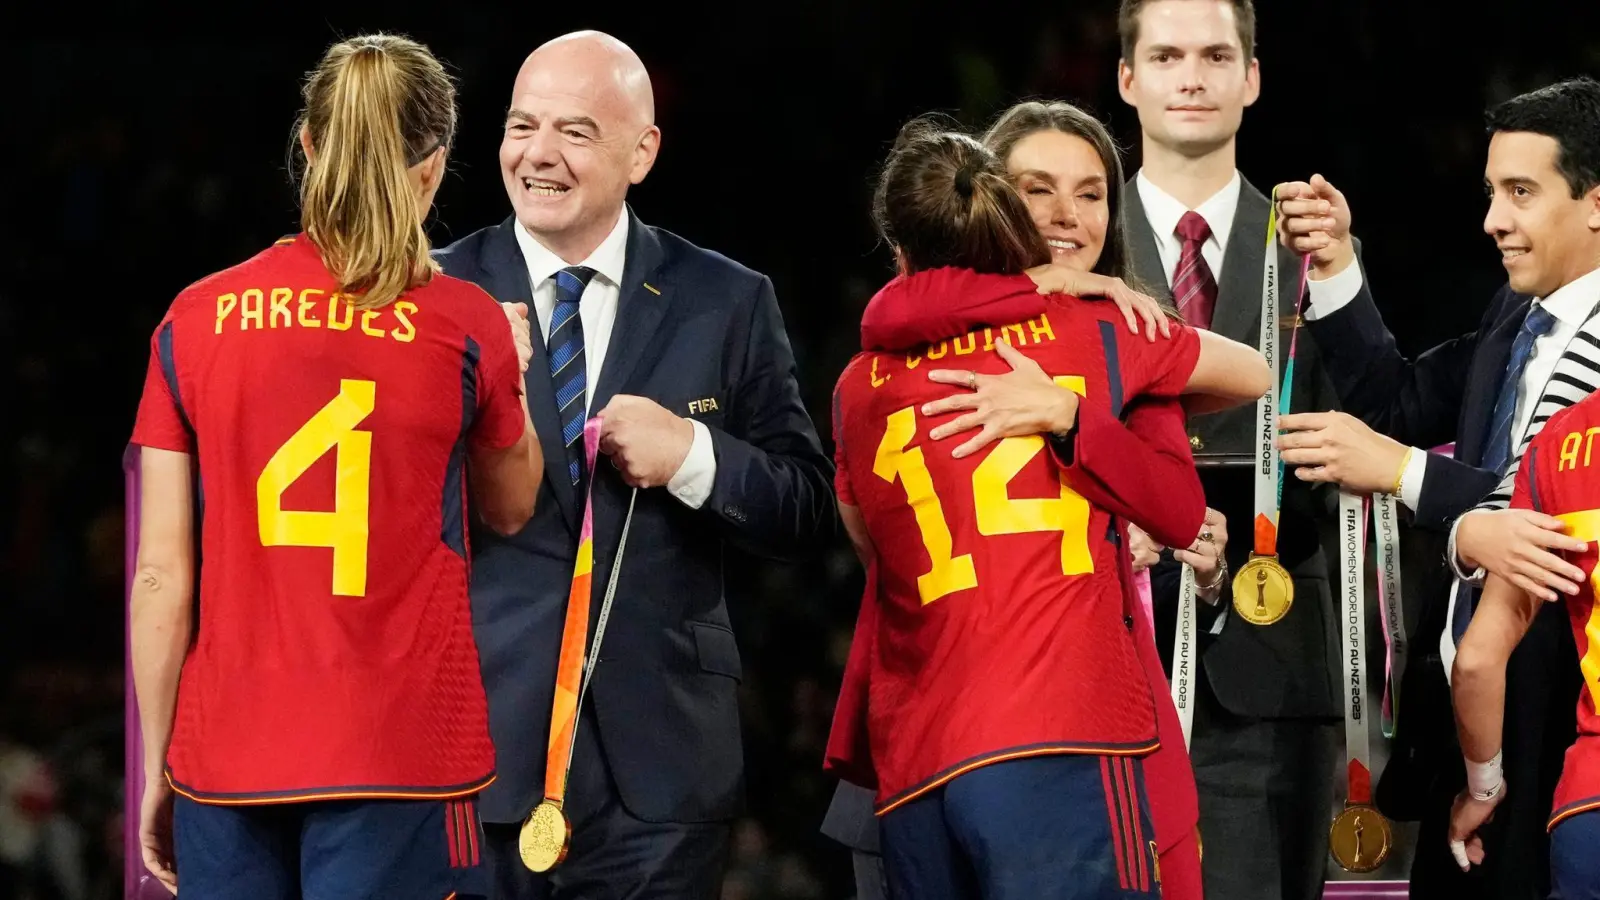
[296,34,457,310]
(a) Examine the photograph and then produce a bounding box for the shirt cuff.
[668,418,717,510]
[1399,448,1428,512]
[1447,513,1488,585]
[1302,259,1364,322]
[1210,609,1228,635]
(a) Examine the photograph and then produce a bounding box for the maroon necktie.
[1172,211,1218,330]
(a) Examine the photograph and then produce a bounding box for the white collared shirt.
[512,208,716,508]
[1135,169,1243,288]
[514,208,630,405]
[1508,266,1600,445]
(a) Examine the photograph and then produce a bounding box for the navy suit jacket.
[1304,277,1526,529]
[1308,277,1580,899]
[435,211,836,825]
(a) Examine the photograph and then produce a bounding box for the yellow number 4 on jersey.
[257,379,376,596]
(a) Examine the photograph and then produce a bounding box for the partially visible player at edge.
[1450,392,1600,897]
[830,120,1268,899]
[129,34,542,899]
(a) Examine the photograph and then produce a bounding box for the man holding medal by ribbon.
[1115,2,1349,897]
[1275,77,1600,898]
[435,31,836,900]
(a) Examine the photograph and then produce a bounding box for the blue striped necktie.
[1452,303,1558,645]
[1480,304,1557,478]
[549,266,597,486]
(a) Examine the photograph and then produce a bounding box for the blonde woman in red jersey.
[129,34,541,899]
[830,118,1266,900]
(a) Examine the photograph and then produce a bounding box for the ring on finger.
[966,371,978,391]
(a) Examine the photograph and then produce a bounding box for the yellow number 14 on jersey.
[873,375,1092,606]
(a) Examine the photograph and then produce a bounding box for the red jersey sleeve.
[833,362,858,506]
[1513,409,1569,513]
[1115,320,1202,400]
[1510,448,1537,512]
[838,355,876,509]
[468,300,528,452]
[130,319,195,454]
[1056,398,1204,550]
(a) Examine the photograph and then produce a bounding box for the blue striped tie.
[1480,304,1557,478]
[549,266,597,486]
[1452,303,1558,644]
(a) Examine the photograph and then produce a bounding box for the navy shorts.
[1551,807,1600,899]
[880,754,1160,900]
[173,793,487,900]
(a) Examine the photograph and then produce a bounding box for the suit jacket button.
[1189,434,1204,451]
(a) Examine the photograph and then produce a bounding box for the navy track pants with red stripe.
[880,754,1160,900]
[172,793,487,899]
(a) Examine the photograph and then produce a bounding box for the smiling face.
[1005,129,1111,272]
[498,33,660,261]
[1483,130,1600,297]
[1118,0,1259,158]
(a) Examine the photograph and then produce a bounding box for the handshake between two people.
[499,301,694,489]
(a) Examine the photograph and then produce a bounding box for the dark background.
[4,2,1598,897]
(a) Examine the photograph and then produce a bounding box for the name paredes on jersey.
[214,288,418,343]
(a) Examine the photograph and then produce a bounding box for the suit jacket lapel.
[1210,180,1276,344]
[591,210,672,413]
[480,217,581,532]
[1457,299,1530,465]
[1120,187,1174,305]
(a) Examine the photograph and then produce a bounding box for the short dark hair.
[1485,77,1600,199]
[1117,0,1256,62]
[873,116,1051,276]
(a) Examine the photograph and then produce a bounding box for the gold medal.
[1232,554,1293,625]
[1328,805,1392,873]
[518,800,571,873]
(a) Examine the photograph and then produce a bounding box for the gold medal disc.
[518,800,571,873]
[1328,805,1392,873]
[1232,555,1294,625]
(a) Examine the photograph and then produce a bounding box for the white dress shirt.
[1304,261,1600,512]
[1135,169,1242,288]
[513,208,716,508]
[1134,170,1242,621]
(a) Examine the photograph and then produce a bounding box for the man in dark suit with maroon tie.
[1116,2,1346,897]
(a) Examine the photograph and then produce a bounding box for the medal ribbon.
[542,418,637,808]
[1340,491,1374,806]
[1252,194,1312,556]
[1135,567,1155,631]
[1372,493,1406,738]
[1170,565,1198,749]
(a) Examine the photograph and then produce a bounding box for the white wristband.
[1466,749,1504,800]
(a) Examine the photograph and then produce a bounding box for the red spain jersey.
[832,270,1202,812]
[130,235,526,803]
[1512,394,1600,830]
